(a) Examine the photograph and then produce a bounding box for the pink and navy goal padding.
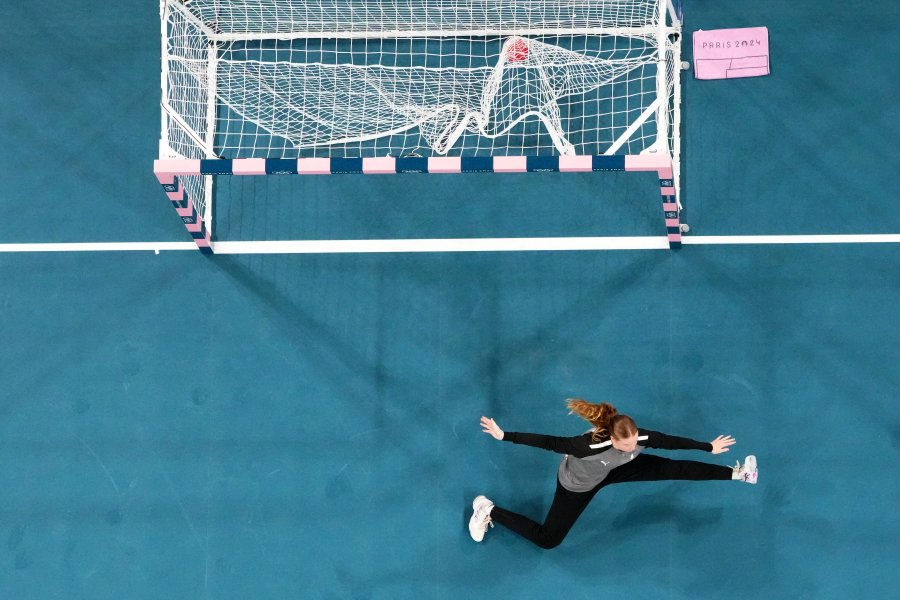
[154,155,682,251]
[154,171,212,254]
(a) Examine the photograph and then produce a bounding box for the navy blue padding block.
[397,157,428,173]
[526,156,560,172]
[460,157,494,173]
[592,155,626,171]
[200,159,234,174]
[266,159,298,174]
[660,178,674,187]
[330,158,363,174]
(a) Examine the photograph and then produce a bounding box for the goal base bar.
[153,154,681,251]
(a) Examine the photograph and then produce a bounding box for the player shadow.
[212,254,401,430]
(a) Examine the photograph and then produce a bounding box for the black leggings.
[489,454,732,549]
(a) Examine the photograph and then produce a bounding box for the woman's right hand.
[480,416,504,440]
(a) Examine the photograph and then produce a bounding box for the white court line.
[682,234,900,245]
[0,234,899,254]
[0,242,197,253]
[212,237,670,253]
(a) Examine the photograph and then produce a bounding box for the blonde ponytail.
[566,398,617,441]
[566,398,637,442]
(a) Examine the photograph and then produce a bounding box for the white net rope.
[180,0,661,36]
[163,7,211,218]
[162,0,677,160]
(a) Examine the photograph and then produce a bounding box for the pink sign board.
[693,27,770,80]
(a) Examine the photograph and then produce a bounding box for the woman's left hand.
[710,435,736,454]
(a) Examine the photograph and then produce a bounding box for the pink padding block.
[195,236,211,248]
[233,158,267,175]
[185,220,203,233]
[297,158,332,175]
[428,157,461,173]
[668,233,682,242]
[663,202,679,212]
[363,157,397,174]
[625,154,669,172]
[658,168,674,180]
[693,27,770,80]
[661,187,676,197]
[154,159,202,178]
[493,156,527,173]
[665,218,680,227]
[559,155,593,172]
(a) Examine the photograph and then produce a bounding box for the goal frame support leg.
[154,162,212,253]
[624,154,683,248]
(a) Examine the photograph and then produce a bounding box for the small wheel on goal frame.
[681,61,691,71]
[680,223,690,234]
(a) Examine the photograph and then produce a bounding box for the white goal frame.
[154,0,687,253]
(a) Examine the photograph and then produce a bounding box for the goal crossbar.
[153,154,682,253]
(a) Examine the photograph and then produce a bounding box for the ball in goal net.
[154,0,686,252]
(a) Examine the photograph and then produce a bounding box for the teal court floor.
[1,2,898,599]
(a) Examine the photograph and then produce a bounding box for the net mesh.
[162,6,212,219]
[161,0,679,163]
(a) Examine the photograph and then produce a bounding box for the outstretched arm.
[480,416,592,456]
[643,429,736,453]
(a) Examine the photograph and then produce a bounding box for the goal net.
[157,0,684,248]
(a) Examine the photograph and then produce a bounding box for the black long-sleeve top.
[503,428,712,492]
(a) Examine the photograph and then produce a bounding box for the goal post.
[155,0,686,252]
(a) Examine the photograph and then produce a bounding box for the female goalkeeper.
[468,399,758,549]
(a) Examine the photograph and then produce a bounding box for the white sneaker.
[734,455,758,484]
[468,495,494,542]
